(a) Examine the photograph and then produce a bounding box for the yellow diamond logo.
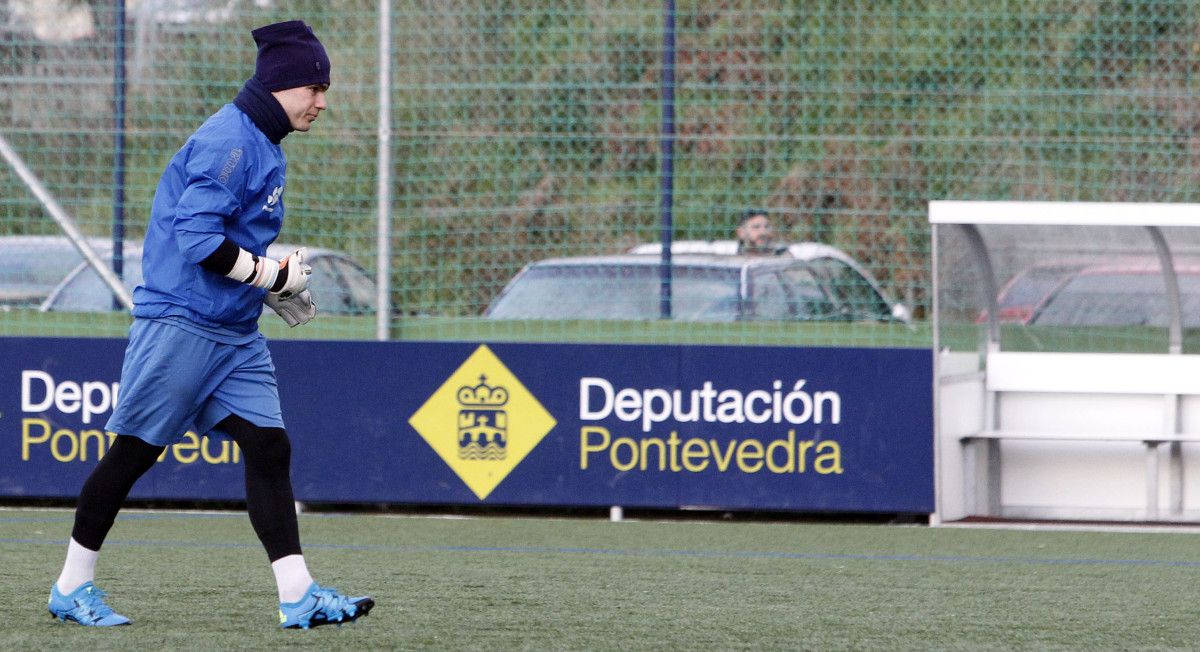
[409,345,557,500]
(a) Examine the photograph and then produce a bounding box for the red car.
[977,263,1087,325]
[1028,262,1200,328]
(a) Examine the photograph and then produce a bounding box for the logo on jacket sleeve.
[263,185,283,212]
[217,148,242,185]
[409,345,556,500]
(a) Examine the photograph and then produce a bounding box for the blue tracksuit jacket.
[132,104,286,335]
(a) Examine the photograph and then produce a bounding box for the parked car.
[1028,262,1200,328]
[40,242,376,315]
[628,239,910,322]
[977,262,1088,325]
[0,235,111,310]
[484,248,908,324]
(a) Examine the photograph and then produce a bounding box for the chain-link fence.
[3,1,1199,348]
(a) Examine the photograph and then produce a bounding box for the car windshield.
[0,241,96,305]
[1,250,80,296]
[486,264,742,321]
[807,258,891,319]
[998,265,1083,309]
[312,256,377,315]
[1032,272,1200,327]
[49,258,136,311]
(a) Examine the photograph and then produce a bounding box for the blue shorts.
[105,318,284,446]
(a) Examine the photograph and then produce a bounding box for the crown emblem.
[457,374,508,408]
[457,375,508,460]
[408,344,559,500]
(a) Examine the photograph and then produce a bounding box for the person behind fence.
[47,20,373,630]
[735,208,779,254]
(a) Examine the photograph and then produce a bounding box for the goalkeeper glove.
[265,289,317,327]
[266,248,312,299]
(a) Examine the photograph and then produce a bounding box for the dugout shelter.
[931,201,1200,523]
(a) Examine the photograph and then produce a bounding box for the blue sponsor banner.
[0,337,932,513]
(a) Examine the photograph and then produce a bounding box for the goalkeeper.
[47,20,373,629]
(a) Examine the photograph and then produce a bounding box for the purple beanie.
[251,20,330,92]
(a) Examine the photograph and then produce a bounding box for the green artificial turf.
[5,508,1200,650]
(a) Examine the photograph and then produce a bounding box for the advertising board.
[1,338,932,513]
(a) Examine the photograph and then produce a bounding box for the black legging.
[72,416,302,561]
[221,414,302,561]
[71,434,163,551]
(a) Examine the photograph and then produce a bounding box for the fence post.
[112,0,128,309]
[376,0,394,340]
[658,0,676,320]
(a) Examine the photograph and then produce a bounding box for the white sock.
[56,538,99,595]
[272,554,315,603]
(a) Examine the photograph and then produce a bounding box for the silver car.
[485,247,908,323]
[41,242,376,315]
[0,235,110,309]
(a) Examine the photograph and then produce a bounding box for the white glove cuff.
[227,248,279,290]
[273,249,308,297]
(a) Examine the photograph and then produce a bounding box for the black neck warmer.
[233,77,293,144]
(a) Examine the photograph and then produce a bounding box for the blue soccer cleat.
[48,581,131,626]
[279,582,374,629]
